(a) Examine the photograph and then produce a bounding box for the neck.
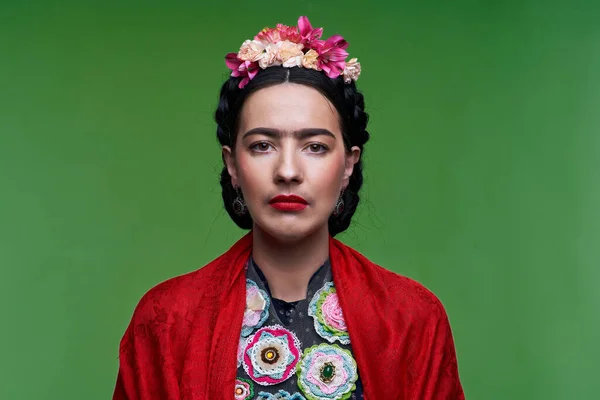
[251,226,330,302]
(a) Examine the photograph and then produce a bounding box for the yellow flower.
[278,40,304,67]
[302,49,320,70]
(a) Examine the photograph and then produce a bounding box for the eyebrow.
[241,127,336,140]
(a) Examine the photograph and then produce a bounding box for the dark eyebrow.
[242,127,336,140]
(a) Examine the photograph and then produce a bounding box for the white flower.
[343,58,361,83]
[259,42,282,69]
[238,39,266,62]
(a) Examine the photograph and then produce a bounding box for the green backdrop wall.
[1,0,599,398]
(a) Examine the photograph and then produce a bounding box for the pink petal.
[311,27,324,40]
[225,52,241,70]
[320,62,332,75]
[320,35,348,52]
[298,16,312,36]
[326,47,349,62]
[247,62,259,79]
[238,77,250,89]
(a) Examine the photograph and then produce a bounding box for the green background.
[1,0,599,398]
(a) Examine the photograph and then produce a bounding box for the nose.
[273,145,303,184]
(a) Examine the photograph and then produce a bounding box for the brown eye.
[307,143,327,153]
[251,142,272,152]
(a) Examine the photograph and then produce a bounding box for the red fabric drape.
[114,233,465,399]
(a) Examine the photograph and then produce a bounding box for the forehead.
[238,83,341,135]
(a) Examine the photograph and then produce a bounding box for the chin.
[254,219,324,244]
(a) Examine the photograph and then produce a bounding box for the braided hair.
[214,66,370,237]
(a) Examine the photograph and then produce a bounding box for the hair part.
[215,66,370,237]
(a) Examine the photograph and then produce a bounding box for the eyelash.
[249,142,329,154]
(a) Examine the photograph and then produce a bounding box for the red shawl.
[113,233,465,399]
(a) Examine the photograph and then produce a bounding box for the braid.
[327,81,370,236]
[215,77,253,229]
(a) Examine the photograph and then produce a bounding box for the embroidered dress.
[235,259,364,400]
[114,233,465,399]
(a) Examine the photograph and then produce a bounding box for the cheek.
[236,153,267,192]
[307,156,346,195]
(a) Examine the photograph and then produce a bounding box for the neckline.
[250,256,330,303]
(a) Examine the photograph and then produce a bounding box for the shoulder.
[383,265,444,305]
[335,240,451,324]
[126,260,221,329]
[123,234,252,336]
[362,258,450,325]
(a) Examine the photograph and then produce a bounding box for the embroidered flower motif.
[243,325,301,385]
[242,279,270,337]
[257,390,307,400]
[234,378,254,400]
[296,344,358,400]
[238,335,250,368]
[308,282,350,344]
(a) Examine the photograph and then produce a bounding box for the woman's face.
[223,83,360,242]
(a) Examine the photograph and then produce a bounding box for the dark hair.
[215,66,370,237]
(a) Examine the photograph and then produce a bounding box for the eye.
[250,142,273,152]
[306,143,328,153]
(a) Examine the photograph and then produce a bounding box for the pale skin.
[222,83,361,302]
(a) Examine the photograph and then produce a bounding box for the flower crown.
[225,16,361,89]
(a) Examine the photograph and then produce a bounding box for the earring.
[333,190,345,216]
[232,186,247,216]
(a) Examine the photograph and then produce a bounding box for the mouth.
[268,194,308,211]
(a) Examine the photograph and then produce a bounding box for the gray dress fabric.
[234,258,364,400]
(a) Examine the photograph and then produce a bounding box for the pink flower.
[255,23,301,43]
[298,16,323,48]
[225,52,259,89]
[315,35,349,79]
[305,352,349,394]
[276,23,302,42]
[321,292,347,332]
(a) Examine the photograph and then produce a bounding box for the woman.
[114,16,465,400]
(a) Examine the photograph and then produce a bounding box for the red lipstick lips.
[269,194,308,211]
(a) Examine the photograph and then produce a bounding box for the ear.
[342,146,361,188]
[222,146,239,187]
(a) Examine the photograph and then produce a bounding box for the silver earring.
[333,190,345,216]
[232,186,247,216]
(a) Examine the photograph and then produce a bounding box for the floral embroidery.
[296,344,358,400]
[242,279,270,337]
[234,378,254,400]
[257,390,307,400]
[237,336,250,368]
[308,282,350,344]
[243,325,301,385]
